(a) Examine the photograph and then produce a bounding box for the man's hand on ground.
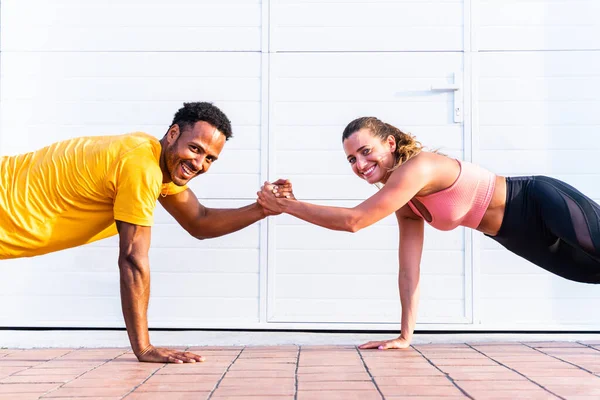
[137,345,205,363]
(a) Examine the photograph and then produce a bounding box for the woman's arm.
[397,207,425,345]
[359,206,425,350]
[257,156,431,232]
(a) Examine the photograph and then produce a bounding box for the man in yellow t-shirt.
[0,102,292,364]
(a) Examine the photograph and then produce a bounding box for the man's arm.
[159,188,269,240]
[116,220,203,363]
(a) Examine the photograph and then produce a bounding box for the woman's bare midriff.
[476,175,507,236]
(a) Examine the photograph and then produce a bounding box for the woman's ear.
[387,135,397,152]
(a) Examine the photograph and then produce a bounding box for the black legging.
[486,176,600,284]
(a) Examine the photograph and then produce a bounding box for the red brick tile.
[544,385,600,396]
[449,372,528,381]
[369,367,445,377]
[374,376,454,386]
[0,361,41,368]
[429,358,500,366]
[218,378,295,389]
[458,381,543,391]
[297,391,382,400]
[297,366,366,375]
[386,397,466,400]
[33,361,101,369]
[136,382,216,392]
[235,358,297,364]
[439,366,516,374]
[1,375,72,384]
[0,394,53,400]
[127,393,210,400]
[224,370,295,379]
[238,352,297,359]
[0,367,29,379]
[515,369,594,377]
[43,387,134,397]
[296,372,370,382]
[0,383,60,393]
[228,363,296,372]
[212,387,295,396]
[462,389,560,399]
[244,346,299,352]
[523,342,588,348]
[378,384,463,397]
[532,376,599,385]
[211,397,293,400]
[62,378,141,388]
[298,381,375,391]
[15,368,89,376]
[145,374,221,384]
[301,346,356,351]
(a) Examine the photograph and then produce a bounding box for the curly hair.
[342,116,422,169]
[170,102,233,141]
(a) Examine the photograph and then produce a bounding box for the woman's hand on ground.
[136,345,205,363]
[358,336,411,350]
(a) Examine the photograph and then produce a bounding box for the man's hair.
[170,102,233,140]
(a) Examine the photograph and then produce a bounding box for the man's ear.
[166,124,181,144]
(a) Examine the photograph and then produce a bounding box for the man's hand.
[258,179,295,216]
[137,345,205,364]
[358,336,411,350]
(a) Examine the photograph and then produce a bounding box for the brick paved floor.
[1,342,599,399]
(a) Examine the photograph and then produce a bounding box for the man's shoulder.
[118,132,160,151]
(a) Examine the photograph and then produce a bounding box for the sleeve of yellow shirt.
[112,151,162,227]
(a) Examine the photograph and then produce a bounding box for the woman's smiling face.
[343,128,396,184]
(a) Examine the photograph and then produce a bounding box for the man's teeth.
[182,163,194,175]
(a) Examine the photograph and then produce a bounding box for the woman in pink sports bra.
[258,116,600,350]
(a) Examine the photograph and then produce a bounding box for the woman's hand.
[271,179,295,200]
[257,180,290,215]
[358,336,411,350]
[137,345,205,363]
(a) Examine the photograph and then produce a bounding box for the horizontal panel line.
[0,295,259,299]
[276,297,464,300]
[2,50,264,54]
[276,249,464,252]
[481,100,600,103]
[479,49,600,53]
[272,50,464,54]
[274,273,463,277]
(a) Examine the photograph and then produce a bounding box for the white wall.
[1,0,599,331]
[0,0,265,328]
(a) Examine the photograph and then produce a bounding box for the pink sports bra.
[407,159,496,231]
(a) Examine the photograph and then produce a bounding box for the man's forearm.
[119,258,151,356]
[192,202,266,239]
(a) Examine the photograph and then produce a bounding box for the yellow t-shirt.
[0,132,186,259]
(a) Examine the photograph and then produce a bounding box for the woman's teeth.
[363,165,376,177]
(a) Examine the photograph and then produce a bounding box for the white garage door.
[476,0,600,329]
[268,0,469,327]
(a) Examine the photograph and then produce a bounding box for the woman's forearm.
[399,271,420,342]
[396,214,424,343]
[280,198,359,232]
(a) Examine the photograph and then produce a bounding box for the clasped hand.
[258,179,294,215]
